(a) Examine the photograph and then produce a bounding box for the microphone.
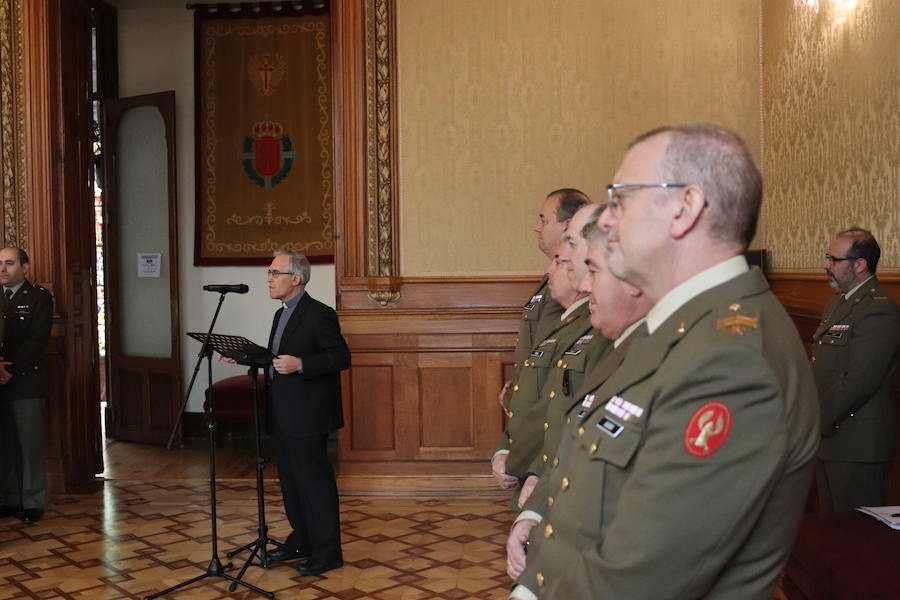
[203,284,249,294]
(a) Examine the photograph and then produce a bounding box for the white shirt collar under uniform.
[559,296,589,322]
[843,275,874,300]
[614,318,647,348]
[645,255,749,334]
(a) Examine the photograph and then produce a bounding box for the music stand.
[145,311,274,599]
[188,334,292,588]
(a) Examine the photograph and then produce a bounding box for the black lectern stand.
[145,293,274,600]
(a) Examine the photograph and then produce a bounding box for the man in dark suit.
[0,247,53,524]
[814,228,900,512]
[264,250,350,576]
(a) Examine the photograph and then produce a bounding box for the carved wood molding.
[0,0,28,247]
[364,0,396,279]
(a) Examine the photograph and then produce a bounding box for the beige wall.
[396,0,762,276]
[763,0,899,272]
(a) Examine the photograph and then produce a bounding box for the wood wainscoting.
[337,300,525,487]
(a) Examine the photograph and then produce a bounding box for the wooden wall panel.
[419,356,473,450]
[348,362,395,451]
[339,312,514,474]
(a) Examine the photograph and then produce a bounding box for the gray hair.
[274,249,311,285]
[581,204,608,244]
[631,122,762,250]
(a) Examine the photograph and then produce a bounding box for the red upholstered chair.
[203,374,267,426]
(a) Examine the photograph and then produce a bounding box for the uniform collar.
[559,296,589,322]
[614,318,646,348]
[646,255,749,334]
[3,280,25,297]
[843,275,874,300]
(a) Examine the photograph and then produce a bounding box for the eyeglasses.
[266,269,295,278]
[606,183,688,212]
[824,253,859,263]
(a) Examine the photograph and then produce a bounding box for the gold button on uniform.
[590,442,598,453]
[547,495,554,506]
[544,524,554,538]
[543,453,548,462]
[524,360,530,367]
[556,359,563,367]
[561,476,570,491]
[549,390,556,399]
[562,363,568,369]
[513,384,519,391]
[543,422,549,431]
[578,427,585,437]
[537,572,545,587]
[553,457,559,467]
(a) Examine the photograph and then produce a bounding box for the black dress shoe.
[296,557,343,576]
[0,505,23,519]
[267,547,305,563]
[18,508,44,523]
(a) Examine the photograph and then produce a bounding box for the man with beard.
[509,123,818,599]
[492,189,590,491]
[813,228,900,512]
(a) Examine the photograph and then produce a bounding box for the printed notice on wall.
[137,253,162,278]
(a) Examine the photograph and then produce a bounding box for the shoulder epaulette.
[715,302,760,336]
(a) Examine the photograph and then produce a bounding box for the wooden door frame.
[103,91,183,445]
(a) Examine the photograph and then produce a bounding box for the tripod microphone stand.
[225,362,293,591]
[145,294,273,600]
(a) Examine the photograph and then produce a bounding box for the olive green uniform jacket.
[502,301,592,479]
[526,329,613,478]
[516,268,819,600]
[496,276,564,454]
[813,276,900,462]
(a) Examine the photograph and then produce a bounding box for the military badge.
[684,402,732,458]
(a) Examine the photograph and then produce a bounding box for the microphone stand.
[146,292,273,600]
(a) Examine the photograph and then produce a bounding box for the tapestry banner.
[194,11,333,265]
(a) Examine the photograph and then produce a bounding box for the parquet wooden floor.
[0,480,512,600]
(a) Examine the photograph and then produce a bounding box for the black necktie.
[4,288,12,300]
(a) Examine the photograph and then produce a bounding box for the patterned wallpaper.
[763,0,899,272]
[395,0,761,276]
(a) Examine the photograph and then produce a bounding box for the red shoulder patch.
[683,401,732,458]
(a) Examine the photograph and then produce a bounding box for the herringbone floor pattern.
[0,481,512,599]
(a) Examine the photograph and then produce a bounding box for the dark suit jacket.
[1,280,53,401]
[267,292,350,438]
[813,276,900,462]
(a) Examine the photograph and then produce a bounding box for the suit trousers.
[273,432,342,561]
[816,459,891,512]
[0,397,46,509]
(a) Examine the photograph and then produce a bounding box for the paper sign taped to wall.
[137,253,162,278]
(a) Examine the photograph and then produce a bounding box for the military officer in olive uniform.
[506,210,653,581]
[0,247,53,524]
[813,228,900,512]
[492,189,590,490]
[509,124,818,600]
[500,250,592,508]
[516,204,613,508]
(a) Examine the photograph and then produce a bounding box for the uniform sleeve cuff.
[515,510,542,525]
[510,584,538,600]
[493,449,510,459]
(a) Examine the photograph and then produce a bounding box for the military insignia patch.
[829,324,849,331]
[716,314,758,336]
[605,395,644,421]
[531,294,544,304]
[684,402,732,458]
[581,394,595,408]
